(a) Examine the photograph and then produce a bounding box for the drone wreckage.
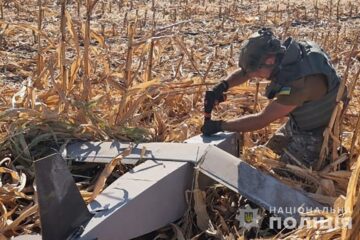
[12,132,327,240]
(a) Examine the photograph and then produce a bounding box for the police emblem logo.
[244,212,253,223]
[236,204,260,230]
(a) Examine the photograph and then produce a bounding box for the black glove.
[201,120,223,136]
[212,80,229,101]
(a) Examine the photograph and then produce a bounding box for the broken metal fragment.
[198,145,326,220]
[185,132,242,157]
[64,132,242,164]
[35,153,93,240]
[80,160,193,240]
[64,141,208,164]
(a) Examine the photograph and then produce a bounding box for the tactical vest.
[265,37,341,131]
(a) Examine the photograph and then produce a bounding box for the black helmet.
[238,28,285,72]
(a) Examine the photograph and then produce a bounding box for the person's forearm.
[221,101,297,133]
[221,113,270,132]
[223,69,249,88]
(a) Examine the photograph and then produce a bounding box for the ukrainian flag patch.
[278,86,291,95]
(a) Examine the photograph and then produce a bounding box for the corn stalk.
[83,0,99,101]
[315,33,359,170]
[36,0,43,76]
[60,0,67,95]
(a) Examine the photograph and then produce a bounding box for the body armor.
[266,38,342,131]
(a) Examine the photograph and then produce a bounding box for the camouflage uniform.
[265,121,324,167]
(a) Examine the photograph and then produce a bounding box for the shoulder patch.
[278,86,291,96]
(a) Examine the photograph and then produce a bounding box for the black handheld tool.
[204,90,226,121]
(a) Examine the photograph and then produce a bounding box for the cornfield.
[0,0,359,239]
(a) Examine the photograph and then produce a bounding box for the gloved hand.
[212,80,229,101]
[201,120,223,136]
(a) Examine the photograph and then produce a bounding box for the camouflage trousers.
[265,121,324,167]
